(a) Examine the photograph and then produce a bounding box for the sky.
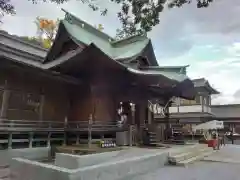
[1,0,240,105]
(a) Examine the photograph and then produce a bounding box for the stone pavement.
[128,162,240,180]
[203,144,240,163]
[5,145,240,180]
[127,145,240,180]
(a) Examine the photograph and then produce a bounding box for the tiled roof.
[193,78,219,94]
[61,9,150,60]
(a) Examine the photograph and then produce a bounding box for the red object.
[207,139,218,148]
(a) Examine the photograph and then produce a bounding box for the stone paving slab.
[56,147,168,169]
[128,161,240,180]
[203,145,240,164]
[55,145,201,169]
[8,144,222,180]
[0,168,10,178]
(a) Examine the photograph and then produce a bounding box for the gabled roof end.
[61,8,114,42]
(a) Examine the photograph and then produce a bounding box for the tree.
[1,0,214,38]
[35,17,59,48]
[0,0,15,22]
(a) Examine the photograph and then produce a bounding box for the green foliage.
[0,0,15,22]
[1,0,214,38]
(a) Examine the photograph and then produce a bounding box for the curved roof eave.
[126,68,195,100]
[205,81,220,95]
[45,43,128,71]
[147,79,195,100]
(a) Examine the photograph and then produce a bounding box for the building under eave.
[211,104,240,133]
[154,78,220,125]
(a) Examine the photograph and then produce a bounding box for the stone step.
[177,151,214,166]
[10,151,169,180]
[168,145,214,165]
[169,144,208,156]
[170,147,212,163]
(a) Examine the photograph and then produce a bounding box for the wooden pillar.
[8,132,12,149]
[137,101,147,144]
[129,125,133,146]
[130,103,136,145]
[63,116,67,146]
[63,133,67,146]
[148,108,152,125]
[139,101,146,126]
[201,95,204,112]
[39,94,45,121]
[76,133,80,145]
[131,103,136,125]
[101,134,105,140]
[0,81,10,120]
[29,132,33,148]
[147,101,153,125]
[88,114,93,148]
[177,98,180,113]
[47,132,51,147]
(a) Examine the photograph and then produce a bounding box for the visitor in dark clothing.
[230,132,234,144]
[220,133,226,146]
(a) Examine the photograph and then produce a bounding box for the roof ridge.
[193,77,206,81]
[0,30,48,51]
[62,8,115,42]
[111,33,148,44]
[61,9,150,47]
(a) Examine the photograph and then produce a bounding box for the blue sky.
[1,0,240,104]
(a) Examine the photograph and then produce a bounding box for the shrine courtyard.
[0,144,237,180]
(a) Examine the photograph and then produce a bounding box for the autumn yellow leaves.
[31,17,104,49]
[35,17,59,49]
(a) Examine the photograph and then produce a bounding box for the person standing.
[217,136,222,150]
[230,131,234,144]
[222,133,226,146]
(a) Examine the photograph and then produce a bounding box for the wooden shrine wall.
[68,83,116,122]
[0,68,70,122]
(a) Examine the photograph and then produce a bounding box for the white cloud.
[226,42,240,57]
